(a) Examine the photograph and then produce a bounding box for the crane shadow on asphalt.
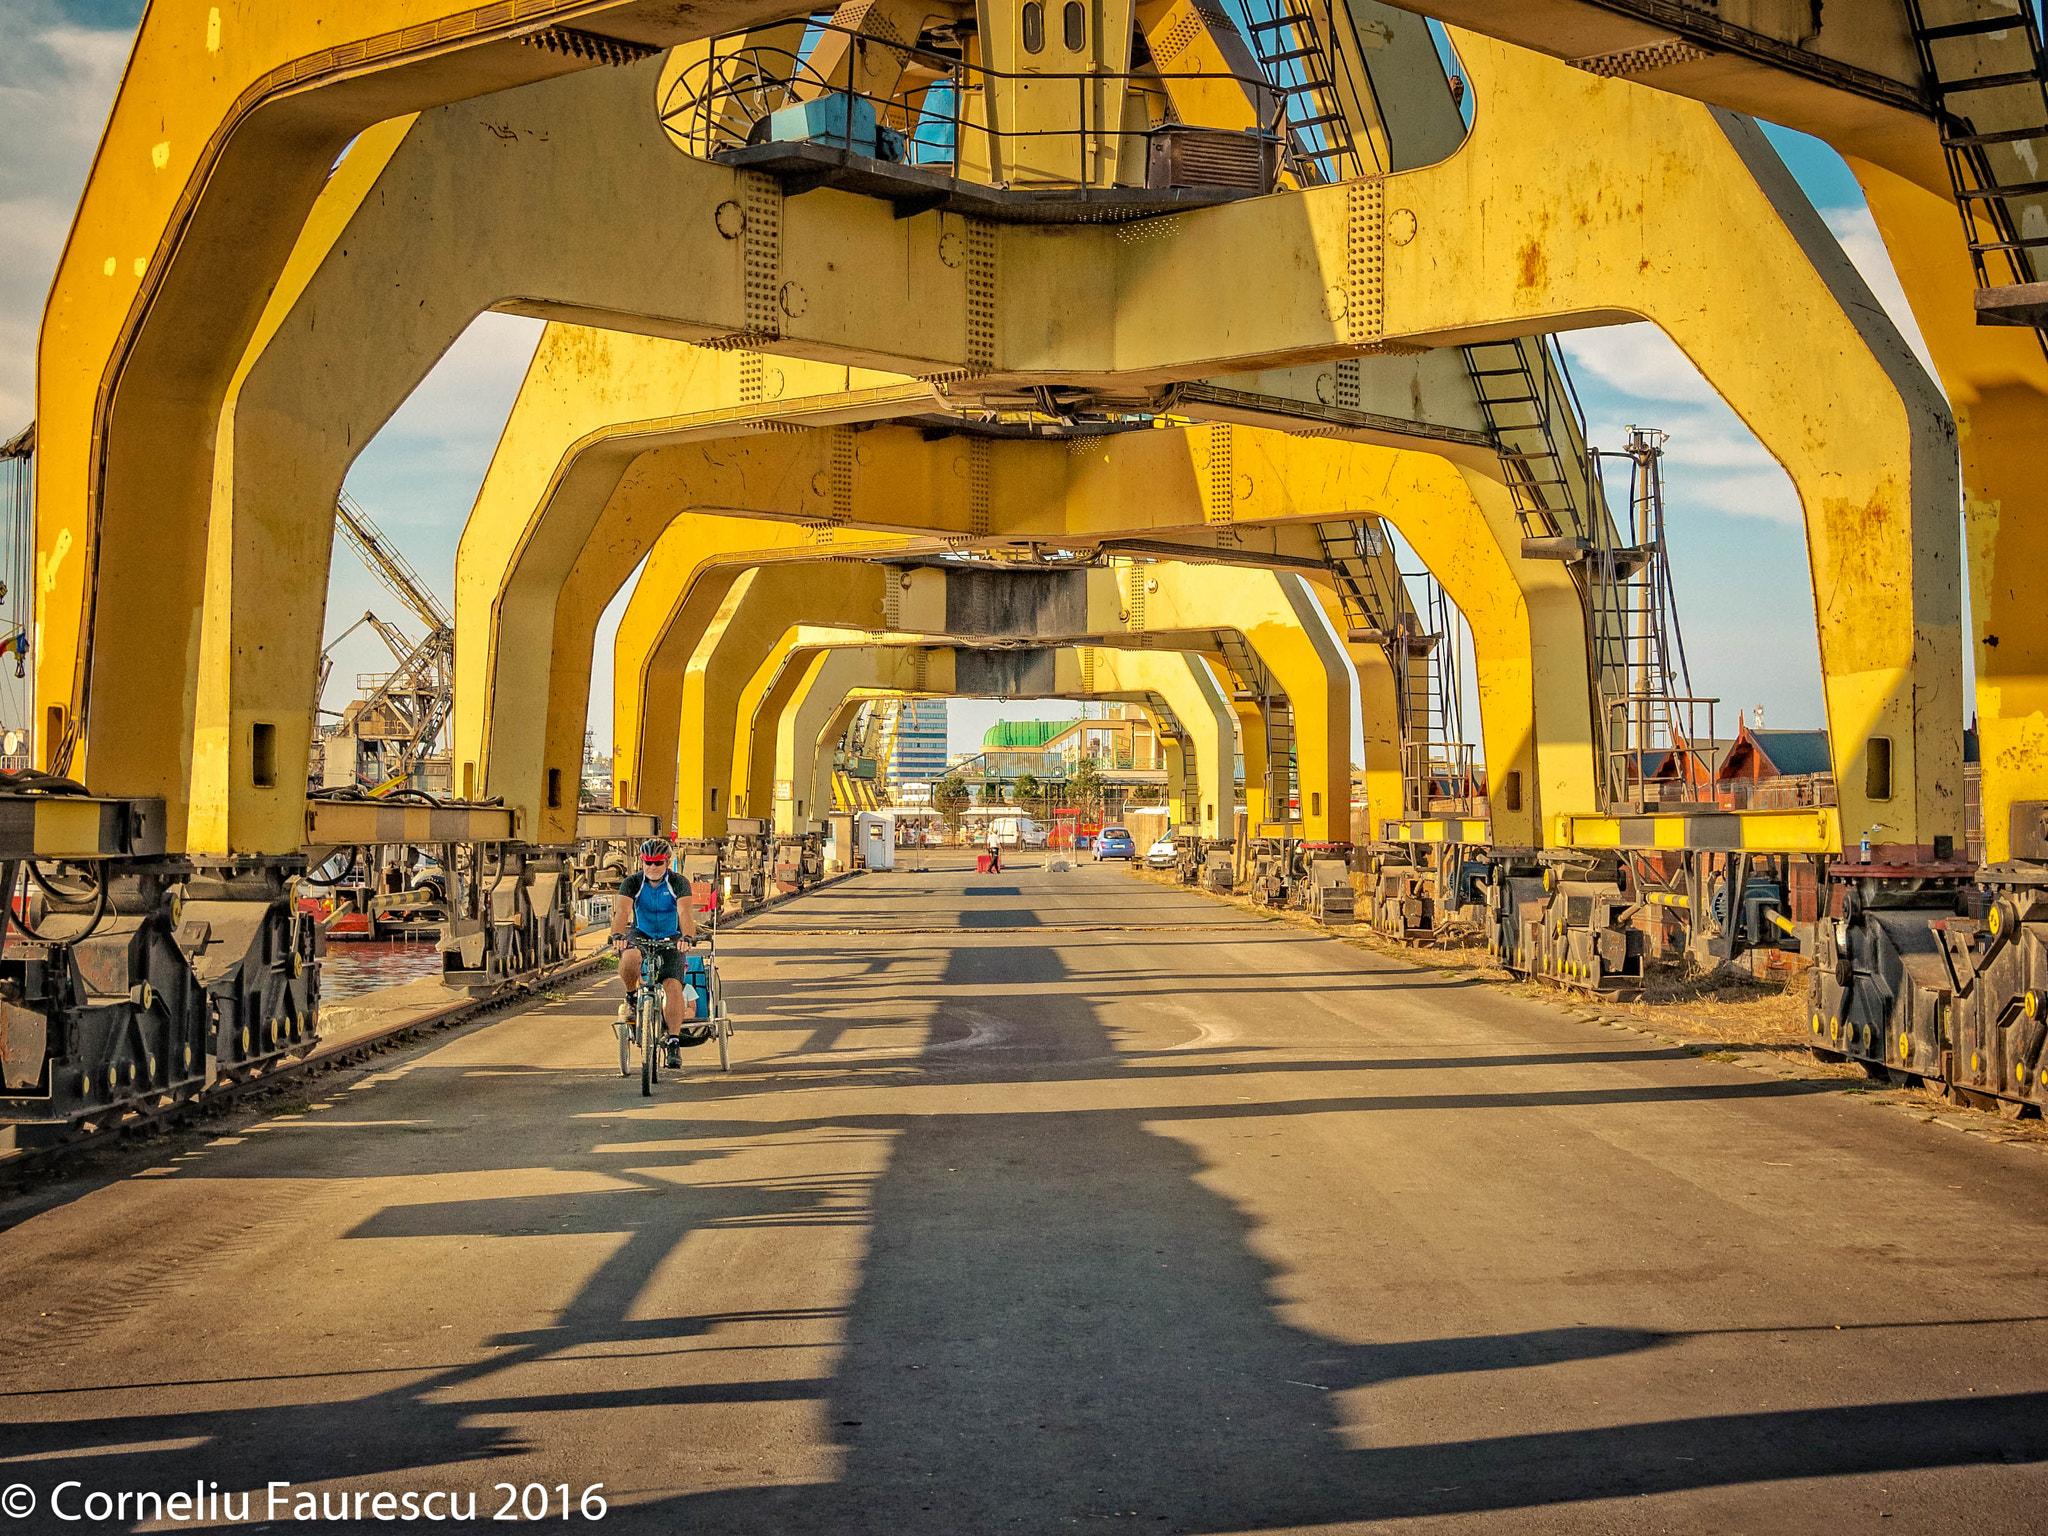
[4,965,2045,1533]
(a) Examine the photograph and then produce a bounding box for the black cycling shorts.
[626,934,691,984]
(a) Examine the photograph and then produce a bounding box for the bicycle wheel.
[639,1001,655,1096]
[616,995,632,1077]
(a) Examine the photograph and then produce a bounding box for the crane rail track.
[0,950,607,1178]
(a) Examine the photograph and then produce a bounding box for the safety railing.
[1402,740,1482,817]
[660,23,1288,194]
[1726,773,1837,811]
[1602,693,1719,809]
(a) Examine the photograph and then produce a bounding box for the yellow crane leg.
[58,23,1943,870]
[474,396,1588,853]
[530,430,1520,844]
[671,564,889,839]
[1371,36,1963,860]
[450,324,927,783]
[766,650,953,835]
[1301,580,1404,835]
[757,644,1235,839]
[1138,565,1350,843]
[188,66,941,853]
[729,637,949,825]
[1083,648,1236,840]
[500,475,909,851]
[606,541,1326,840]
[44,39,886,808]
[1851,160,2048,865]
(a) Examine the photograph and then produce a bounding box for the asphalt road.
[2,856,2046,1534]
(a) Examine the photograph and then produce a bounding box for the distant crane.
[315,494,455,793]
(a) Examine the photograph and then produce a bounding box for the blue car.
[1094,826,1136,861]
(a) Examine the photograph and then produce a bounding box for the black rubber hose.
[24,859,97,908]
[0,768,89,796]
[300,847,360,888]
[10,860,107,944]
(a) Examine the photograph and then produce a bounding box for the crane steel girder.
[1849,166,2048,866]
[549,427,1583,848]
[610,555,1351,840]
[753,645,1237,841]
[422,43,1953,856]
[1369,3,1940,192]
[757,647,1232,842]
[51,29,1954,874]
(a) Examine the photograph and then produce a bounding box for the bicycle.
[615,935,683,1096]
[615,931,732,1092]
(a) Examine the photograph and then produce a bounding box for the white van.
[983,815,1049,849]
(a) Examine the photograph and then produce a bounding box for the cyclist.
[610,837,699,1060]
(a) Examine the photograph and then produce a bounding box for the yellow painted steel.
[765,650,954,836]
[1302,565,1405,837]
[304,800,519,848]
[1554,808,1843,857]
[775,656,901,834]
[450,327,925,770]
[47,14,1957,873]
[574,810,660,842]
[33,3,797,805]
[189,117,417,856]
[1849,163,2048,864]
[443,40,1939,856]
[481,404,1573,846]
[672,564,888,838]
[1132,563,1350,841]
[1368,4,1939,193]
[612,541,1335,837]
[1383,818,1490,846]
[748,643,1237,839]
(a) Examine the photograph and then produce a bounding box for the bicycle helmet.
[639,837,674,865]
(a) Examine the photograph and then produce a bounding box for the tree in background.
[1011,772,1044,816]
[1071,756,1103,819]
[1125,783,1161,807]
[934,773,970,840]
[979,777,1006,806]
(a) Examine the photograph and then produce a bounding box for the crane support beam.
[1369,2,1940,191]
[752,645,1237,841]
[1849,165,2048,866]
[574,424,1580,847]
[611,550,1349,839]
[51,29,1953,871]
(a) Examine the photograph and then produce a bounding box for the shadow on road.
[4,909,2046,1532]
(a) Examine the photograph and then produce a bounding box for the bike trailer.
[683,953,713,1020]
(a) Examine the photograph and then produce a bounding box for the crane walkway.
[0,865,2045,1532]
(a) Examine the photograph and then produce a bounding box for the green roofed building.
[982,720,1067,750]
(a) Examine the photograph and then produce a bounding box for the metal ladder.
[1902,0,2048,344]
[1586,427,1705,806]
[1460,337,1591,542]
[1313,518,1399,633]
[1397,573,1470,815]
[1147,695,1201,819]
[1215,630,1297,820]
[1243,0,1366,185]
[1314,519,1466,816]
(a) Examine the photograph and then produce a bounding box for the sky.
[0,4,1948,763]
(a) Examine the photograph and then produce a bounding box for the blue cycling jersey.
[623,870,685,940]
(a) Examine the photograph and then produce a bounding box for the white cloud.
[1819,203,1941,382]
[367,312,546,455]
[1557,323,1721,407]
[0,14,136,432]
[1677,471,1804,526]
